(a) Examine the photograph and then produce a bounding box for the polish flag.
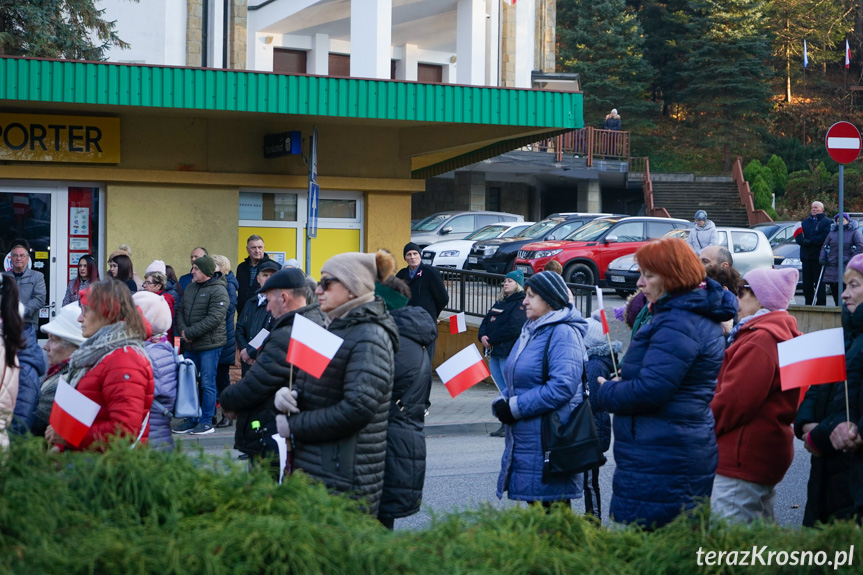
[436,345,491,398]
[49,377,101,447]
[847,39,852,69]
[286,314,344,379]
[778,327,846,391]
[594,286,609,334]
[792,222,803,238]
[450,312,466,334]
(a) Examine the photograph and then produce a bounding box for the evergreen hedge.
[1,438,862,574]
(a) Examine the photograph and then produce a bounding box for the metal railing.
[437,267,594,319]
[528,128,631,167]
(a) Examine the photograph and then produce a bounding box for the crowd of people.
[3,223,863,531]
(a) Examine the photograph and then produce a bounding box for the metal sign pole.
[305,126,318,276]
[839,164,845,300]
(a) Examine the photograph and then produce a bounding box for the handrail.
[732,156,773,225]
[537,128,629,166]
[631,156,670,218]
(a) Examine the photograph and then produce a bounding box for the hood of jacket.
[330,296,400,354]
[830,219,860,233]
[653,277,738,323]
[198,272,227,290]
[390,306,437,349]
[693,219,716,232]
[731,310,800,344]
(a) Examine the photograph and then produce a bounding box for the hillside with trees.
[557,0,863,218]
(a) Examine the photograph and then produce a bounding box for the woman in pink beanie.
[711,267,802,523]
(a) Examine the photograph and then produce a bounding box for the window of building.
[319,199,357,219]
[239,192,298,221]
[273,49,307,74]
[487,187,501,212]
[328,54,350,77]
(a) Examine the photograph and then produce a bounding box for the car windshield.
[566,219,617,241]
[411,213,450,232]
[502,225,530,238]
[466,225,508,240]
[516,220,562,239]
[753,223,781,238]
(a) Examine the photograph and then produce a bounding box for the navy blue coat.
[478,291,527,359]
[219,271,239,365]
[796,213,832,261]
[594,279,737,528]
[497,305,588,502]
[12,325,46,435]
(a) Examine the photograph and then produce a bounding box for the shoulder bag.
[172,349,201,419]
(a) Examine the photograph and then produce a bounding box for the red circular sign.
[825,121,862,164]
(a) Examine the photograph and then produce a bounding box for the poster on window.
[70,207,89,236]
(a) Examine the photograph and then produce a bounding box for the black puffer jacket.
[378,305,437,520]
[175,273,229,351]
[395,264,449,321]
[220,303,326,455]
[236,254,273,316]
[291,298,398,515]
[478,291,527,358]
[235,295,273,376]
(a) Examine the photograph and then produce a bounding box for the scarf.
[326,292,375,325]
[726,308,771,345]
[66,322,148,388]
[510,305,574,367]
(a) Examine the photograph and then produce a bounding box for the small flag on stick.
[847,39,852,69]
[792,222,803,239]
[436,345,491,398]
[778,328,846,391]
[450,312,466,334]
[287,314,344,378]
[804,39,809,68]
[594,286,610,334]
[49,377,101,447]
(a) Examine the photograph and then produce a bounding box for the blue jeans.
[488,356,507,394]
[185,348,220,424]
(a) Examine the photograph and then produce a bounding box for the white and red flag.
[286,314,344,379]
[792,222,803,239]
[436,345,491,398]
[778,327,846,391]
[449,312,466,334]
[594,286,610,334]
[49,377,101,447]
[847,39,852,69]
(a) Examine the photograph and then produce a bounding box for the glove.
[276,414,291,438]
[493,398,516,425]
[275,387,299,414]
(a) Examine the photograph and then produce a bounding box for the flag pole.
[845,380,851,425]
[289,365,293,392]
[606,332,619,376]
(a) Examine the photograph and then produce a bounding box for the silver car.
[410,210,524,248]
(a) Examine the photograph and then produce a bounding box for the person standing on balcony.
[687,210,719,255]
[396,242,448,365]
[603,109,621,131]
[797,201,831,306]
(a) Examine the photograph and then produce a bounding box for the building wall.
[535,0,556,73]
[106,184,239,280]
[365,191,412,259]
[187,0,204,67]
[231,0,248,69]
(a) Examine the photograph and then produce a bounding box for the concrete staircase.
[651,179,750,228]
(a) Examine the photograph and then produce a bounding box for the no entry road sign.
[825,121,862,164]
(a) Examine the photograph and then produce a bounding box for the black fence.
[437,267,595,319]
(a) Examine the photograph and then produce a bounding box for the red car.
[513,216,690,285]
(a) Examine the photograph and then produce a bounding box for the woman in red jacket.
[711,267,801,523]
[45,279,154,451]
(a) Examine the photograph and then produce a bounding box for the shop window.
[239,192,298,221]
[319,199,357,219]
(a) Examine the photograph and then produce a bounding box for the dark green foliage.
[557,0,655,129]
[0,0,134,60]
[763,134,837,174]
[751,175,779,219]
[767,154,789,195]
[3,438,863,574]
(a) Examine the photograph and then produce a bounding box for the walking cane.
[814,263,825,300]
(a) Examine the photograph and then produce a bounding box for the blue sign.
[263,131,301,158]
[307,126,319,239]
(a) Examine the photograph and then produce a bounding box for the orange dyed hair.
[80,279,148,340]
[635,237,706,293]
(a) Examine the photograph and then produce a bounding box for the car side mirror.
[547,234,556,240]
[604,235,618,244]
[440,226,452,235]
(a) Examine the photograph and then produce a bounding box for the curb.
[176,421,501,450]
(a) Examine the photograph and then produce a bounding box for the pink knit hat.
[743,268,798,311]
[847,253,863,277]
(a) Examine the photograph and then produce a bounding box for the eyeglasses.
[142,281,157,288]
[319,277,341,291]
[737,284,751,297]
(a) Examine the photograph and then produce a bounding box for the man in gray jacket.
[9,239,46,434]
[172,255,229,435]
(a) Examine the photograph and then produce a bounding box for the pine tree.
[557,0,654,129]
[0,0,133,60]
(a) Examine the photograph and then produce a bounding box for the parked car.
[467,213,615,274]
[420,222,533,269]
[773,240,803,290]
[410,210,524,248]
[751,221,798,247]
[605,226,775,295]
[514,216,691,285]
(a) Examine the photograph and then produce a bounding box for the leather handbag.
[538,325,607,483]
[173,351,201,419]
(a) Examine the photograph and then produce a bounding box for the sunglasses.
[737,284,751,297]
[319,276,341,291]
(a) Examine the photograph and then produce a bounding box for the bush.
[751,175,779,220]
[2,438,863,574]
[766,154,788,196]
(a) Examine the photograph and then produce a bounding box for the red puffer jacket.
[71,347,154,451]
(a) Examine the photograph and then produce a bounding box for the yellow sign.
[35,251,49,260]
[0,114,120,163]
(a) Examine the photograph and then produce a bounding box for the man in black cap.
[235,259,282,377]
[396,241,448,364]
[220,268,326,469]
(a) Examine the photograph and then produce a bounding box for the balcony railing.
[526,127,630,167]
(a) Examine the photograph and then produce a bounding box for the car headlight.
[535,249,562,258]
[439,250,460,258]
[484,246,499,256]
[609,259,632,271]
[782,257,802,266]
[629,264,640,272]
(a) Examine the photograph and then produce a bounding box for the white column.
[514,0,535,88]
[456,0,486,85]
[250,33,275,72]
[350,0,392,79]
[485,0,500,86]
[308,33,330,75]
[395,44,418,81]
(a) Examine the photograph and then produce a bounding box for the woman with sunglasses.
[63,255,99,306]
[277,250,398,515]
[710,268,801,524]
[595,237,737,529]
[45,280,154,451]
